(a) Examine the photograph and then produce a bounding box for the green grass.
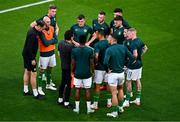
[0,0,180,121]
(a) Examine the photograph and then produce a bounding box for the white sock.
[94,101,98,107]
[107,99,112,105]
[75,101,80,110]
[32,89,38,97]
[64,102,69,106]
[38,87,42,90]
[136,98,140,102]
[87,101,91,111]
[24,85,29,93]
[58,98,63,103]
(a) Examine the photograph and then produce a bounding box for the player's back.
[22,27,38,57]
[105,44,128,73]
[72,46,94,79]
[94,40,109,70]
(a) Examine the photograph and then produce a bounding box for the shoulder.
[29,27,37,35]
[92,19,97,23]
[110,20,114,24]
[85,25,92,29]
[58,40,64,45]
[71,24,78,29]
[104,22,109,27]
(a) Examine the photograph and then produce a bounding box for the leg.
[23,69,30,93]
[46,67,52,85]
[126,80,132,101]
[30,71,38,97]
[37,68,46,95]
[73,88,80,113]
[106,83,112,107]
[135,79,141,105]
[117,85,124,110]
[86,88,94,114]
[46,67,56,90]
[92,83,100,109]
[107,85,118,117]
[58,69,66,101]
[64,69,72,105]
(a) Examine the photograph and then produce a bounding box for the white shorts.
[94,70,107,84]
[39,54,56,69]
[127,67,142,81]
[108,72,125,87]
[74,77,92,89]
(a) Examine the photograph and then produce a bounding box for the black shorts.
[23,56,37,72]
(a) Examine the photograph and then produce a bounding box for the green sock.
[119,100,124,107]
[112,105,118,112]
[132,81,136,93]
[93,93,100,102]
[126,91,131,101]
[136,90,141,99]
[46,70,51,84]
[106,91,112,100]
[37,71,43,87]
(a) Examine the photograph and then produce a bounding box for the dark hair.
[110,34,118,42]
[77,14,85,20]
[113,8,123,13]
[64,30,73,40]
[114,15,123,21]
[36,20,45,27]
[79,35,87,44]
[97,29,105,36]
[99,11,106,15]
[49,4,57,9]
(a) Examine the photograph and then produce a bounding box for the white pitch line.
[0,0,54,14]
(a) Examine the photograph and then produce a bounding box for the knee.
[39,68,45,73]
[31,72,37,78]
[111,89,118,96]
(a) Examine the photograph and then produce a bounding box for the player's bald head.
[43,16,51,27]
[43,16,50,22]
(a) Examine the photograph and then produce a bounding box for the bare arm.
[86,32,97,46]
[133,49,138,59]
[142,45,148,56]
[94,53,99,66]
[90,58,95,75]
[56,23,59,36]
[30,21,37,27]
[71,59,75,73]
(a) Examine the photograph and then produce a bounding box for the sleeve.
[70,25,74,31]
[71,49,75,60]
[110,20,113,28]
[131,42,137,51]
[123,20,131,28]
[125,47,135,64]
[26,34,37,60]
[106,24,110,35]
[141,40,145,47]
[94,43,100,54]
[39,32,57,47]
[88,26,93,35]
[92,20,95,32]
[90,49,94,59]
[103,49,111,67]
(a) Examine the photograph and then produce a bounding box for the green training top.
[71,46,94,79]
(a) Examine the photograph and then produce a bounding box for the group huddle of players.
[22,4,148,118]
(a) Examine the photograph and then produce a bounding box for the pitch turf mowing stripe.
[0,0,54,14]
